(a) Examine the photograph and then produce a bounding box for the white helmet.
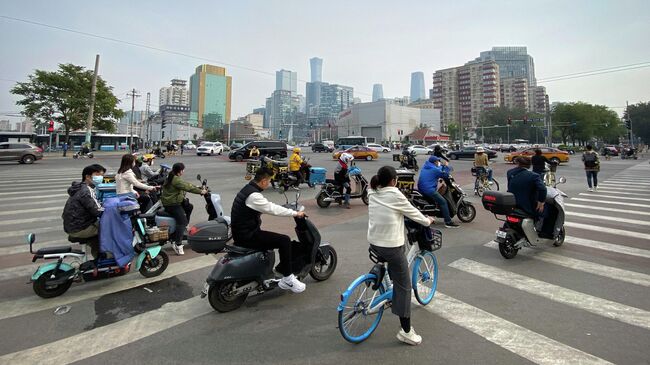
[340,152,354,165]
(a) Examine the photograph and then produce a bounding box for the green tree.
[11,63,123,144]
[628,102,650,144]
[203,127,221,142]
[479,106,544,144]
[446,122,459,141]
[552,102,624,145]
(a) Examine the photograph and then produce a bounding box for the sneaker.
[588,188,593,192]
[594,186,598,192]
[278,274,306,293]
[445,222,460,228]
[172,243,185,256]
[397,327,422,345]
[488,181,494,185]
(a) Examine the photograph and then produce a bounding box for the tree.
[479,106,544,144]
[11,63,123,144]
[628,101,650,144]
[551,102,624,145]
[446,122,459,142]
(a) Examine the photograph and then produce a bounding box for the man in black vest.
[231,167,307,293]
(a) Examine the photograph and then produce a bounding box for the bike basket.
[146,226,169,242]
[417,228,442,252]
[471,166,486,177]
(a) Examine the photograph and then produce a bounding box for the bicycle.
[472,166,499,197]
[337,220,442,343]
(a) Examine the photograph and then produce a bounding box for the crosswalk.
[0,162,648,364]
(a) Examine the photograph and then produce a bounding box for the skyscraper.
[310,57,323,82]
[276,69,297,95]
[189,65,232,129]
[410,72,426,102]
[474,47,536,87]
[372,84,384,102]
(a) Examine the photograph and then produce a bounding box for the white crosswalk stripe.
[570,197,648,208]
[597,184,648,191]
[565,236,650,259]
[2,193,68,201]
[578,193,650,202]
[565,204,650,216]
[566,212,650,226]
[0,206,62,217]
[449,258,650,330]
[565,221,650,240]
[592,190,650,197]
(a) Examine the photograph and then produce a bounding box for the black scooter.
[315,165,369,208]
[191,190,338,312]
[408,173,477,223]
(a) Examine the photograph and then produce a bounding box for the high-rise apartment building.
[532,86,549,114]
[500,78,529,111]
[372,84,384,102]
[410,72,426,102]
[276,69,298,95]
[189,65,232,130]
[475,47,536,87]
[159,79,189,108]
[310,57,323,82]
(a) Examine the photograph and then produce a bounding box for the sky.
[1,0,649,123]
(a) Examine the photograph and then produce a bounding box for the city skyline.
[1,1,649,121]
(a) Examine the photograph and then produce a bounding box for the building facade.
[410,72,426,102]
[159,79,189,108]
[531,86,550,114]
[500,78,529,110]
[372,84,384,102]
[474,46,536,88]
[189,65,232,130]
[276,69,297,95]
[310,57,323,82]
[318,84,354,120]
[268,89,300,139]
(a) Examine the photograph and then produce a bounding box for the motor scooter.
[315,165,368,208]
[190,189,338,312]
[72,151,94,159]
[482,176,568,259]
[27,199,169,298]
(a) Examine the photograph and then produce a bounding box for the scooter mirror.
[197,174,202,182]
[558,176,567,184]
[203,179,208,186]
[26,233,35,245]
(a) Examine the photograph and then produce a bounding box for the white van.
[322,140,335,150]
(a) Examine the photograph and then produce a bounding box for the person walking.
[367,165,434,345]
[582,145,600,192]
[62,142,68,157]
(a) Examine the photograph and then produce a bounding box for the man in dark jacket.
[62,164,106,257]
[507,156,546,216]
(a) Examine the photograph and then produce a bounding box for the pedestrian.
[180,142,184,155]
[62,142,68,157]
[582,145,600,192]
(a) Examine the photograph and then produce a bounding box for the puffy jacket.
[62,182,103,234]
[417,160,450,196]
[161,175,202,206]
[367,187,430,248]
[289,153,303,172]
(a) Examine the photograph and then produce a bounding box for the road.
[0,150,648,364]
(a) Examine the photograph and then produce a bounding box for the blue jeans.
[586,171,598,188]
[423,191,453,224]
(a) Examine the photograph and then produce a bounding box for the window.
[0,144,8,150]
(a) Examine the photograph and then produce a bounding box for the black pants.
[164,201,193,244]
[369,244,411,318]
[237,230,293,276]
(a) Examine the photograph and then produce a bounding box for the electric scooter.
[315,165,369,208]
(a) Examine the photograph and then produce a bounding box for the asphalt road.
[0,150,648,364]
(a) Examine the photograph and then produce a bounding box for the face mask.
[91,176,104,185]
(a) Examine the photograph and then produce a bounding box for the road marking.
[565,221,650,240]
[570,198,649,208]
[0,177,74,185]
[596,184,648,192]
[0,263,39,281]
[1,193,68,201]
[0,296,214,365]
[0,216,60,227]
[565,204,650,216]
[0,206,62,217]
[0,226,62,240]
[0,184,71,193]
[0,189,70,196]
[592,189,650,197]
[421,293,613,365]
[0,239,69,255]
[2,199,67,208]
[449,258,650,330]
[577,193,650,202]
[566,212,650,226]
[565,236,650,259]
[0,255,215,321]
[602,180,650,184]
[484,241,650,287]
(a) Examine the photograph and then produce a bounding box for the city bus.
[0,131,37,143]
[336,136,376,149]
[35,132,139,151]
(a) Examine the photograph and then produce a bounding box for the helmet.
[410,150,417,156]
[476,147,485,153]
[293,147,301,153]
[340,152,354,165]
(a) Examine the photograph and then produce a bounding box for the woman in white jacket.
[367,165,433,346]
[115,154,156,198]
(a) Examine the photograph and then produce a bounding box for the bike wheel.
[491,178,500,191]
[338,276,385,343]
[139,251,169,278]
[412,251,438,305]
[309,246,337,281]
[316,192,331,208]
[457,202,477,223]
[208,281,249,313]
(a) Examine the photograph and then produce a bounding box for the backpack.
[583,152,598,168]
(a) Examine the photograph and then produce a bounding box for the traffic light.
[623,111,631,130]
[161,120,167,130]
[523,115,528,125]
[48,120,54,133]
[507,116,512,125]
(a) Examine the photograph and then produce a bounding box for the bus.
[35,132,139,151]
[0,131,37,143]
[336,136,375,150]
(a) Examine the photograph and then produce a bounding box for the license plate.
[496,230,507,239]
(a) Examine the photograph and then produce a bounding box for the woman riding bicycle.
[367,165,434,345]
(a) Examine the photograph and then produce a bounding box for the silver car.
[0,142,43,164]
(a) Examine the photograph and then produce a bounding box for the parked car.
[332,146,379,161]
[183,141,197,150]
[312,142,333,153]
[504,147,569,164]
[196,142,223,156]
[447,146,498,160]
[366,143,390,153]
[229,140,287,161]
[407,145,433,155]
[0,142,43,164]
[496,144,517,152]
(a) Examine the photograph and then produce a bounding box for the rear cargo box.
[96,183,116,202]
[188,218,231,254]
[481,191,516,215]
[309,167,327,185]
[396,170,416,196]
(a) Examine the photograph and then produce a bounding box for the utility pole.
[145,92,151,147]
[127,89,140,151]
[85,54,100,147]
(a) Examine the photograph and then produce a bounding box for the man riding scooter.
[506,156,549,235]
[289,147,312,187]
[417,156,459,228]
[230,167,307,293]
[335,153,354,209]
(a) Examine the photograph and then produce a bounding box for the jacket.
[161,175,203,206]
[474,153,489,167]
[115,169,153,195]
[334,161,350,183]
[582,151,600,172]
[507,167,547,216]
[417,160,450,196]
[531,155,550,174]
[289,153,303,172]
[62,182,104,234]
[139,164,159,180]
[367,186,430,248]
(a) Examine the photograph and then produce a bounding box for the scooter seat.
[36,246,81,255]
[228,245,263,256]
[139,211,158,219]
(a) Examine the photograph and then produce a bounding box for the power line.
[538,63,650,83]
[538,61,650,81]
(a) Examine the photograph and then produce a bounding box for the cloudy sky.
[1,0,648,121]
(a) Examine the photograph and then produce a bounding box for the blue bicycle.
[337,221,442,343]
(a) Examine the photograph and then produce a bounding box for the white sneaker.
[594,186,598,192]
[588,188,593,192]
[397,327,422,345]
[172,243,185,256]
[278,274,306,293]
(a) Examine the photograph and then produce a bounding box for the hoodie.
[417,160,450,196]
[62,182,103,234]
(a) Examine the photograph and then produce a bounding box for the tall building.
[372,84,384,102]
[474,47,536,89]
[159,79,189,108]
[532,86,549,114]
[432,61,500,131]
[189,65,232,129]
[318,84,354,120]
[410,72,426,102]
[306,82,322,113]
[500,78,529,110]
[268,89,300,139]
[310,57,323,82]
[276,69,298,95]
